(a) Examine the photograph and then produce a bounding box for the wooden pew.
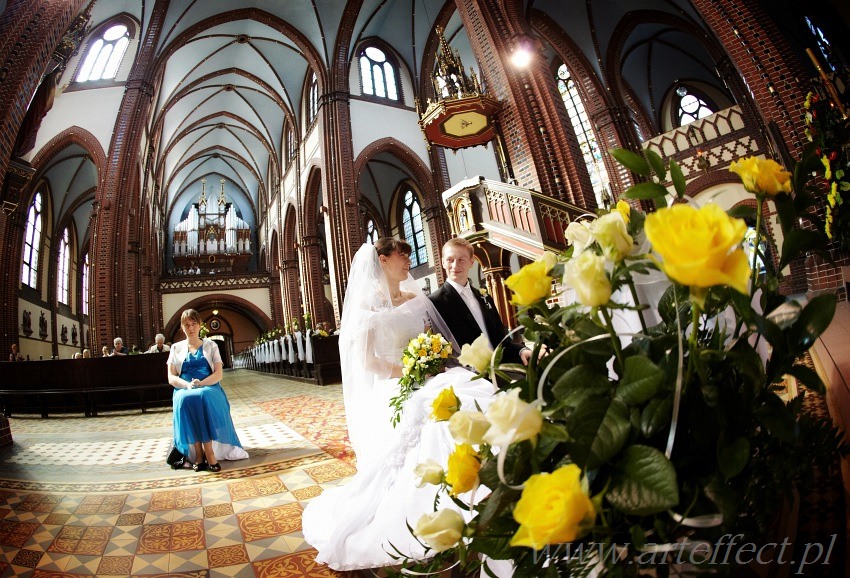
[311,334,342,385]
[0,353,172,417]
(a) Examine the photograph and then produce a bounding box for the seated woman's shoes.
[193,461,208,472]
[209,462,221,473]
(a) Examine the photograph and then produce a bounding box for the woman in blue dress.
[167,308,248,471]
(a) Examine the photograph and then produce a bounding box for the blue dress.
[172,347,246,462]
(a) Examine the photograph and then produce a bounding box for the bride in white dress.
[301,239,498,571]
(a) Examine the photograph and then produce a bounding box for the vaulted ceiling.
[43,0,734,243]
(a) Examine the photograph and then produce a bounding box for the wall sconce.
[212,309,219,316]
[344,197,357,207]
[293,241,301,250]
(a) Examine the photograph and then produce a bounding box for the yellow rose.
[413,459,445,487]
[431,386,461,421]
[616,199,632,224]
[449,410,491,445]
[562,251,611,308]
[414,509,465,552]
[822,156,832,180]
[591,212,633,261]
[505,261,552,306]
[565,220,594,253]
[644,203,750,299]
[457,334,493,374]
[483,388,543,447]
[729,156,791,196]
[445,443,481,496]
[510,464,595,550]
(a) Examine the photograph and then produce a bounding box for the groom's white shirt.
[446,278,488,337]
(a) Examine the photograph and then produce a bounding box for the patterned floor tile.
[291,485,323,501]
[75,495,126,515]
[0,519,40,548]
[169,550,209,572]
[149,488,202,511]
[130,552,171,574]
[204,502,234,518]
[237,503,302,542]
[96,554,134,575]
[228,474,288,501]
[11,547,43,568]
[139,519,205,554]
[48,525,112,555]
[305,461,357,483]
[259,396,355,464]
[208,543,251,568]
[117,512,146,526]
[252,549,350,577]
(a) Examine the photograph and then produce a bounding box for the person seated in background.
[9,343,23,362]
[73,352,82,359]
[82,348,91,358]
[147,333,171,353]
[110,337,127,356]
[167,308,248,472]
[101,345,109,357]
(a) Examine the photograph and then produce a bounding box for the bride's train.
[301,366,496,571]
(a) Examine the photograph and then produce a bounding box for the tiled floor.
[0,372,357,577]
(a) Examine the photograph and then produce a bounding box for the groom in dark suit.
[430,238,531,366]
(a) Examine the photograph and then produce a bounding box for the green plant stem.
[684,301,701,391]
[751,195,764,291]
[625,273,649,333]
[599,307,625,370]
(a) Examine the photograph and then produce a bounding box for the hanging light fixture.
[417,27,501,150]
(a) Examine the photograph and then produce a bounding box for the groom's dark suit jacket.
[429,282,524,364]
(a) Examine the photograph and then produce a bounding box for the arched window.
[81,253,90,315]
[76,23,130,82]
[556,64,611,206]
[57,228,71,305]
[307,73,319,125]
[359,46,399,101]
[21,192,43,288]
[805,16,837,71]
[674,86,714,126]
[401,189,427,267]
[366,218,379,245]
[286,126,295,165]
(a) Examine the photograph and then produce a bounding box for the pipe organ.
[172,179,252,273]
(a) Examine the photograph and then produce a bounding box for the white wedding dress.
[301,245,498,571]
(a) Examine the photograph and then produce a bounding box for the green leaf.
[606,445,679,515]
[610,148,651,176]
[568,397,631,470]
[475,483,521,531]
[616,356,664,405]
[772,193,796,236]
[669,160,686,199]
[785,364,825,394]
[717,436,750,479]
[640,397,673,438]
[552,364,611,406]
[779,228,830,270]
[657,284,690,327]
[789,293,836,351]
[645,148,667,181]
[623,182,669,200]
[727,205,756,221]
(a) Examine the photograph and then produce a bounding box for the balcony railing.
[158,272,272,293]
[443,177,588,259]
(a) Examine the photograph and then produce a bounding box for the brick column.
[454,0,594,206]
[92,1,167,348]
[299,235,325,326]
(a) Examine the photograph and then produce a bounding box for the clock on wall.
[209,319,221,331]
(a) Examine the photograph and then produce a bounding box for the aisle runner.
[259,395,356,465]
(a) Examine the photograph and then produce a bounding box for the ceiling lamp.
[417,28,501,150]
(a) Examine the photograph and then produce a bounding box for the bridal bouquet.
[390,332,453,426]
[401,147,846,577]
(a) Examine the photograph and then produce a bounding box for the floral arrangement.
[804,90,850,248]
[199,322,209,339]
[399,148,845,576]
[389,331,452,426]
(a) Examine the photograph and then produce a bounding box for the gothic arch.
[29,126,107,192]
[353,138,437,207]
[162,293,274,342]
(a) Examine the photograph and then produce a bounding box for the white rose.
[457,334,493,374]
[563,251,612,308]
[565,220,594,253]
[483,388,543,446]
[413,459,445,487]
[449,410,491,445]
[591,212,633,261]
[414,509,465,552]
[536,251,558,272]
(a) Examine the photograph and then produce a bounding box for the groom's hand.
[520,347,532,366]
